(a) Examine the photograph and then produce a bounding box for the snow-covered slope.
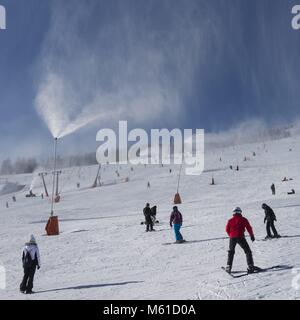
[1,135,300,300]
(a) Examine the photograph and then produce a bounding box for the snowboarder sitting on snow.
[143,203,154,232]
[170,206,185,243]
[262,203,280,239]
[287,189,295,195]
[20,235,41,294]
[225,207,255,274]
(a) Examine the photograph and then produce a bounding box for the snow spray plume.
[30,175,39,192]
[205,119,293,150]
[30,167,44,191]
[35,0,214,138]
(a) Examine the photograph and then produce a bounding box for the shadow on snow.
[35,281,144,294]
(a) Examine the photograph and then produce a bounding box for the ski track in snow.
[1,137,300,299]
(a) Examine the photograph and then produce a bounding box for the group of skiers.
[4,195,17,209]
[19,200,282,293]
[143,204,185,242]
[19,200,281,293]
[142,201,281,275]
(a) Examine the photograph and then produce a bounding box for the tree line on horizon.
[0,152,98,175]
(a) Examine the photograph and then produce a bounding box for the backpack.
[23,251,34,268]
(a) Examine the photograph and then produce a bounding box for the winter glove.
[170,223,172,228]
[37,266,40,270]
[251,235,255,242]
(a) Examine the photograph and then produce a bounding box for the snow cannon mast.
[45,137,60,236]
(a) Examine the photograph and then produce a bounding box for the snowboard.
[141,220,159,225]
[162,240,187,245]
[221,265,290,278]
[260,235,282,241]
[221,266,261,278]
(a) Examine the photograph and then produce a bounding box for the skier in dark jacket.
[20,235,41,294]
[271,183,276,195]
[143,203,154,232]
[170,206,185,243]
[225,207,255,273]
[262,203,280,239]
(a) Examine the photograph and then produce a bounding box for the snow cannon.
[173,192,182,204]
[45,215,59,236]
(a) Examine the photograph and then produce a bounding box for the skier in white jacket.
[20,235,41,294]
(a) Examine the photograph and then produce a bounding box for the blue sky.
[0,0,300,160]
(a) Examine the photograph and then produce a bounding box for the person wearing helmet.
[20,235,41,294]
[225,207,255,274]
[262,203,280,239]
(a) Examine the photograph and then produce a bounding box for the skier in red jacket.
[225,207,255,274]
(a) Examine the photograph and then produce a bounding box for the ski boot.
[247,265,255,274]
[265,235,273,240]
[25,290,34,294]
[225,265,232,274]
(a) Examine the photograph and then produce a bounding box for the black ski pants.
[266,220,278,237]
[20,266,36,293]
[146,222,154,231]
[227,238,254,267]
